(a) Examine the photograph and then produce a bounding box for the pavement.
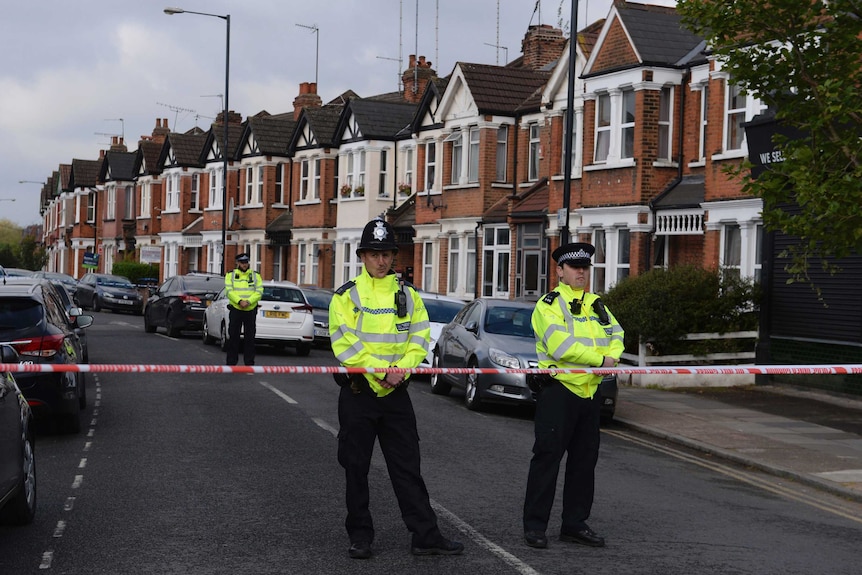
[613,384,862,503]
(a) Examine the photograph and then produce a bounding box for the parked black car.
[49,281,90,363]
[0,279,93,433]
[75,273,143,314]
[144,273,222,337]
[0,344,36,525]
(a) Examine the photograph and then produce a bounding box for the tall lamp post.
[164,7,230,275]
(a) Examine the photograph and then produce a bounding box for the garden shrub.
[602,265,760,357]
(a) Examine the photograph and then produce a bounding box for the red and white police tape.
[2,364,862,376]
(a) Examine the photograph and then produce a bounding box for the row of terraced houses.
[38,3,765,304]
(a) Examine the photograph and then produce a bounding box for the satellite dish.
[227,198,236,227]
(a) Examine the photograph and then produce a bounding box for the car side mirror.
[465,320,479,334]
[76,315,95,329]
[68,306,84,317]
[0,344,21,364]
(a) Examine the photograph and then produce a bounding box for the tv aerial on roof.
[156,102,197,130]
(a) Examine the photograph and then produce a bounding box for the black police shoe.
[410,537,464,556]
[524,530,548,548]
[559,526,605,547]
[348,541,372,559]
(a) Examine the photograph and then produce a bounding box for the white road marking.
[313,418,338,437]
[52,521,66,538]
[39,551,53,569]
[64,497,76,511]
[78,458,87,469]
[71,475,83,489]
[259,381,297,404]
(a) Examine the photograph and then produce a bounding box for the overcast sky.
[0,0,676,228]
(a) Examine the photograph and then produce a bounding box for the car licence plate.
[264,310,291,319]
[118,300,134,305]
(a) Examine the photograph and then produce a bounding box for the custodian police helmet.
[357,218,398,254]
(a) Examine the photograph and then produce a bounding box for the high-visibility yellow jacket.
[329,268,430,397]
[224,268,263,310]
[532,282,625,399]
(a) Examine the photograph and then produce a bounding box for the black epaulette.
[334,280,356,296]
[542,291,560,305]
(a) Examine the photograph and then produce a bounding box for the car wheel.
[0,431,36,526]
[296,342,311,357]
[92,295,101,312]
[166,313,180,338]
[219,322,228,351]
[143,309,156,333]
[429,351,451,395]
[202,317,215,345]
[464,360,483,411]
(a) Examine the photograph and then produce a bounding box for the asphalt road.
[1,311,861,574]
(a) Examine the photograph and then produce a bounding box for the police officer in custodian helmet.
[328,217,464,559]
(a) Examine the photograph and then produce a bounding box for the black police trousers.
[226,306,257,366]
[523,381,602,535]
[337,383,441,546]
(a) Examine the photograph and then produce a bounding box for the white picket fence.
[620,331,758,388]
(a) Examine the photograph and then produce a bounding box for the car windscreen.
[99,276,134,288]
[0,298,43,331]
[263,286,306,304]
[183,276,222,293]
[424,299,463,324]
[484,306,534,338]
[303,290,332,309]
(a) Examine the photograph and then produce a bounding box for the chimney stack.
[293,82,323,120]
[402,54,436,104]
[521,24,566,71]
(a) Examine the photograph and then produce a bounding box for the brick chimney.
[215,110,243,125]
[402,55,436,103]
[293,82,323,120]
[521,24,566,70]
[110,136,127,152]
[152,118,170,143]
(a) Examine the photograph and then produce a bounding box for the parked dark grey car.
[0,279,93,433]
[75,273,143,314]
[144,273,222,337]
[299,286,334,346]
[0,344,36,525]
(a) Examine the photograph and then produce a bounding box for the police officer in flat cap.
[329,217,464,559]
[224,252,263,366]
[523,242,624,550]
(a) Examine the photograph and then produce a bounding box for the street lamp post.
[164,7,230,275]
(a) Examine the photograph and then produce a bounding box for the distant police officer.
[224,253,263,366]
[329,218,464,560]
[523,242,624,550]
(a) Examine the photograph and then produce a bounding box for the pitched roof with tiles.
[340,99,417,142]
[59,164,72,192]
[138,140,163,176]
[166,131,208,167]
[616,3,704,67]
[100,150,139,182]
[301,105,345,149]
[212,122,245,160]
[459,63,552,115]
[69,158,103,189]
[245,112,296,156]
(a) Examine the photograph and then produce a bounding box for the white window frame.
[245,166,254,205]
[87,191,96,223]
[620,88,635,159]
[468,126,480,183]
[424,141,436,192]
[496,125,508,182]
[124,185,134,220]
[256,165,264,204]
[300,159,310,201]
[106,185,116,220]
[725,83,747,152]
[528,123,540,181]
[275,163,285,204]
[482,226,510,298]
[208,168,222,208]
[594,93,612,163]
[379,149,388,197]
[448,236,461,293]
[404,147,413,190]
[658,86,673,161]
[449,130,462,185]
[697,84,708,162]
[422,241,435,292]
[312,158,321,200]
[190,175,200,211]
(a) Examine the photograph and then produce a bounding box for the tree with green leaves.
[678,0,862,281]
